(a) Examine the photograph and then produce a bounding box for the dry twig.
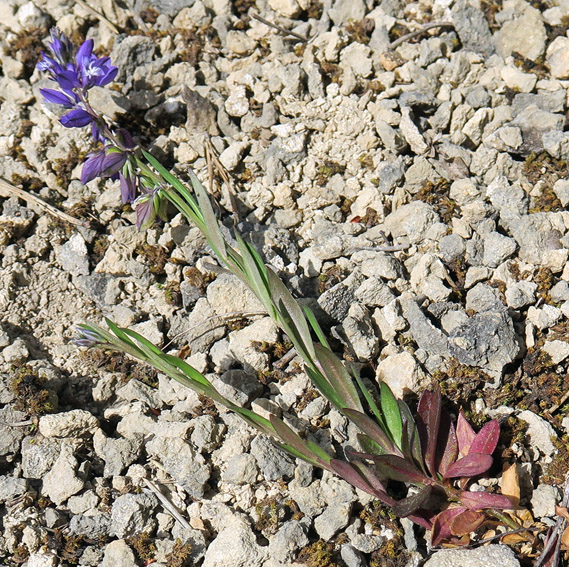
[390,22,455,49]
[251,12,308,42]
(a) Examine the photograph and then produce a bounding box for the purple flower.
[119,171,137,203]
[81,149,106,184]
[74,325,104,347]
[134,187,168,230]
[38,87,77,108]
[75,39,118,89]
[60,108,93,128]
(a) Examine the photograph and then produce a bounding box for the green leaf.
[391,485,432,518]
[304,307,330,349]
[357,434,388,456]
[343,408,400,456]
[356,453,427,485]
[266,268,315,360]
[380,382,403,449]
[313,344,363,412]
[398,400,424,472]
[352,371,387,431]
[305,366,344,410]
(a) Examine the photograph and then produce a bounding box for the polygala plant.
[38,28,516,546]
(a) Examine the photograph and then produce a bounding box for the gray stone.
[222,453,258,485]
[376,351,426,398]
[318,281,356,322]
[449,311,520,372]
[493,3,546,61]
[438,234,466,263]
[229,318,279,372]
[251,435,295,481]
[518,410,557,461]
[505,281,537,309]
[42,444,84,505]
[452,0,493,55]
[182,86,219,135]
[546,36,569,79]
[553,179,569,207]
[0,475,27,502]
[0,407,26,456]
[57,233,89,276]
[354,278,395,307]
[340,43,372,78]
[146,436,210,497]
[110,493,158,538]
[341,544,366,567]
[531,484,559,518]
[385,202,440,244]
[69,513,111,538]
[314,503,351,540]
[424,544,520,567]
[465,283,505,313]
[202,518,267,567]
[268,520,309,563]
[340,303,380,361]
[511,105,565,155]
[116,379,162,408]
[527,304,562,330]
[544,132,569,161]
[207,273,265,315]
[329,0,365,26]
[483,232,517,267]
[211,369,264,407]
[550,281,569,303]
[191,415,225,453]
[354,250,403,281]
[101,539,136,567]
[93,430,143,477]
[268,0,301,18]
[511,91,566,117]
[2,338,29,363]
[350,533,385,553]
[111,35,157,82]
[38,410,98,438]
[21,437,60,479]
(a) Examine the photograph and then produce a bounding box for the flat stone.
[424,544,520,567]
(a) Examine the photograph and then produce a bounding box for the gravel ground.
[1,0,569,565]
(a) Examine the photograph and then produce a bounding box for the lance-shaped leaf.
[380,382,403,449]
[266,268,316,361]
[435,409,458,478]
[304,306,330,349]
[352,370,387,432]
[460,491,513,510]
[343,408,401,456]
[398,400,424,470]
[357,434,388,457]
[392,485,432,518]
[449,509,485,537]
[269,414,332,470]
[456,409,476,456]
[349,452,427,485]
[330,459,378,495]
[442,453,493,479]
[469,419,500,456]
[416,388,441,477]
[313,344,363,412]
[431,507,466,546]
[351,461,391,499]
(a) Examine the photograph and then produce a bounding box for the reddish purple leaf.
[330,459,376,495]
[443,453,493,479]
[416,387,441,477]
[456,409,476,456]
[461,491,513,510]
[469,419,500,456]
[392,485,432,518]
[436,409,458,477]
[431,507,466,546]
[372,454,427,484]
[450,509,485,537]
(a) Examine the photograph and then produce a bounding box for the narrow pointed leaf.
[469,419,500,456]
[357,434,388,457]
[398,401,424,471]
[305,366,344,409]
[456,409,476,456]
[443,453,493,479]
[460,491,513,510]
[436,410,459,477]
[416,388,441,477]
[392,485,432,517]
[343,408,400,456]
[352,453,427,484]
[350,461,391,499]
[380,382,403,449]
[314,344,363,412]
[352,371,386,431]
[304,306,330,349]
[329,459,376,494]
[266,268,315,360]
[269,414,332,467]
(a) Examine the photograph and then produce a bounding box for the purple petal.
[76,39,94,63]
[81,150,106,184]
[95,64,118,87]
[101,151,128,177]
[119,172,136,203]
[135,195,156,230]
[116,129,135,150]
[60,108,93,128]
[39,88,75,108]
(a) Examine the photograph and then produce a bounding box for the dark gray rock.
[93,430,143,477]
[424,544,520,567]
[110,492,158,538]
[449,311,520,372]
[400,296,449,356]
[111,35,157,82]
[21,437,60,479]
[268,520,309,563]
[182,85,219,135]
[451,0,494,56]
[69,513,111,538]
[0,475,27,502]
[250,435,296,481]
[212,369,264,407]
[222,453,258,485]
